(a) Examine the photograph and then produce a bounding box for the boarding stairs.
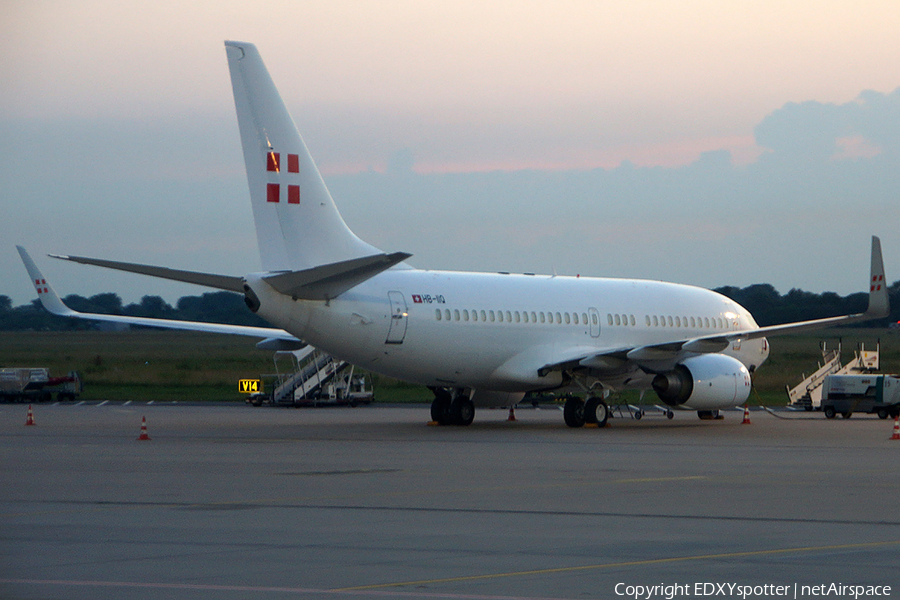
[270,347,350,405]
[786,342,880,410]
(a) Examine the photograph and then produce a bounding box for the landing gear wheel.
[633,410,643,420]
[450,397,475,426]
[563,397,585,428]
[665,410,674,420]
[824,406,836,419]
[430,393,452,425]
[585,397,609,428]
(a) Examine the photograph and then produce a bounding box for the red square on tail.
[267,152,280,172]
[288,185,300,204]
[288,154,299,173]
[267,183,280,203]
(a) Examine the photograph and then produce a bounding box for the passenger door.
[385,291,408,344]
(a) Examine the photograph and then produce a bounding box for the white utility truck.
[820,374,900,419]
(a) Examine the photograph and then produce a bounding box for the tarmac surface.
[2,402,900,600]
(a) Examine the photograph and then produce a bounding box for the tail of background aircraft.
[225,41,383,272]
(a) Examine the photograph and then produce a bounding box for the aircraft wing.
[17,246,303,349]
[48,253,245,292]
[543,236,890,374]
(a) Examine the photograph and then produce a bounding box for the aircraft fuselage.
[247,268,770,404]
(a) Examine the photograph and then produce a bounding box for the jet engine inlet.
[652,354,751,409]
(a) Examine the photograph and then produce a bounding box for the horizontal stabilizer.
[262,252,412,300]
[49,254,245,292]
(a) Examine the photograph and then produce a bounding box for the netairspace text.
[614,582,892,600]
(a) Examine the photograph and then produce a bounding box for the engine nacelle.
[652,354,751,409]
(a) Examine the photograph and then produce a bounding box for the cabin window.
[481,310,487,321]
[629,315,635,326]
[498,311,504,323]
[472,310,478,322]
[675,316,681,327]
[523,312,529,323]
[607,314,613,325]
[573,313,579,325]
[582,312,588,324]
[436,309,442,321]
[690,317,695,327]
[614,314,621,326]
[463,310,469,321]
[564,313,571,324]
[515,311,521,323]
[704,317,710,328]
[592,313,598,325]
[453,309,460,321]
[506,311,513,322]
[531,311,538,323]
[444,309,451,321]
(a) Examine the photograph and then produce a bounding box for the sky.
[2,0,900,308]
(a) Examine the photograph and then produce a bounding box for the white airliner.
[18,41,890,427]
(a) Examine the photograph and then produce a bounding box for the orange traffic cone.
[741,405,751,425]
[137,416,151,441]
[507,407,517,422]
[25,405,36,426]
[891,416,899,440]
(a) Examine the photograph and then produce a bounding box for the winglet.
[16,246,76,317]
[866,236,889,318]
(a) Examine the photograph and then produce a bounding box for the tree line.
[1,283,899,331]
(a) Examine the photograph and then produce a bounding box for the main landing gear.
[563,396,609,428]
[430,388,475,426]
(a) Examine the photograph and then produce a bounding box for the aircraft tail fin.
[225,41,383,272]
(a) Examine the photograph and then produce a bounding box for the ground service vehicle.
[820,374,900,419]
[0,368,81,403]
